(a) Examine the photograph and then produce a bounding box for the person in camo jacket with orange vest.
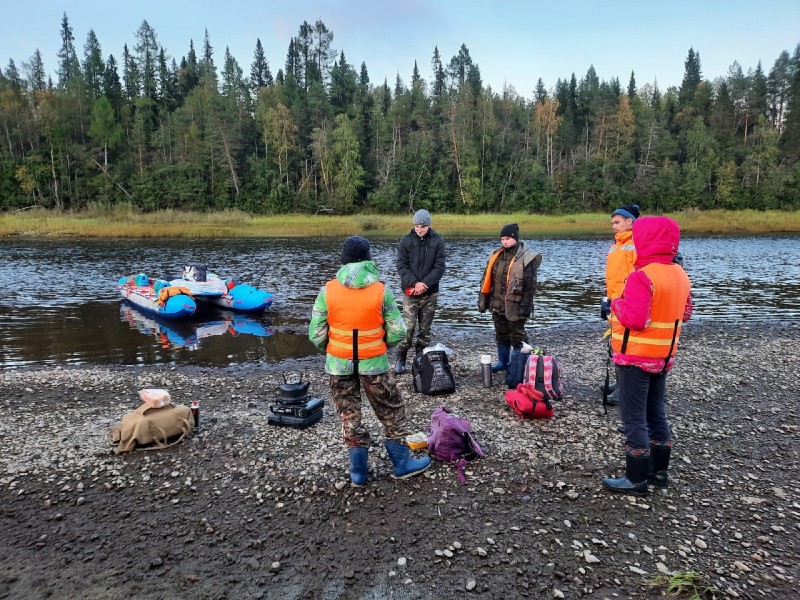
[602,216,693,497]
[601,204,640,405]
[309,236,430,487]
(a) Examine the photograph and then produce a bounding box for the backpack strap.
[454,458,468,484]
[542,356,557,400]
[661,320,680,374]
[525,353,539,384]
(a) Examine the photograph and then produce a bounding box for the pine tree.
[134,20,159,100]
[627,71,636,99]
[23,49,47,92]
[103,54,123,117]
[778,44,800,159]
[122,44,139,100]
[534,78,547,104]
[57,13,81,89]
[200,29,216,82]
[5,59,23,94]
[767,50,794,134]
[312,20,335,85]
[178,41,200,97]
[431,46,446,100]
[678,47,702,108]
[448,44,473,89]
[250,38,273,97]
[329,51,357,116]
[83,30,105,99]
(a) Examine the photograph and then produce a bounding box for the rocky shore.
[1,320,798,600]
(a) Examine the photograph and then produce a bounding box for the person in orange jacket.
[602,216,693,497]
[601,204,639,405]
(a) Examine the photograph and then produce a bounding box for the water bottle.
[480,354,493,388]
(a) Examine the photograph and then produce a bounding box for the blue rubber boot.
[385,439,431,479]
[348,446,369,486]
[504,346,523,388]
[491,344,511,373]
[602,454,649,497]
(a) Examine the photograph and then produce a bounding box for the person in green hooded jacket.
[309,236,430,487]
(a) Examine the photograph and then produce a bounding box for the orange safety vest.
[611,263,690,362]
[605,230,636,299]
[479,248,512,295]
[157,286,192,305]
[325,279,387,360]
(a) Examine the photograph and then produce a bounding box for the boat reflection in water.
[120,303,275,350]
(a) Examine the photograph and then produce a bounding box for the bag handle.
[517,382,551,410]
[282,371,305,384]
[139,415,193,452]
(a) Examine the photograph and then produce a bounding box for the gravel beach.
[1,320,798,600]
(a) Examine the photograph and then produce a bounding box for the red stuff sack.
[505,382,554,419]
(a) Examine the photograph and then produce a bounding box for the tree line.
[1,14,799,215]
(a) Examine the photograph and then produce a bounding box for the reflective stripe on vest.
[325,279,387,360]
[605,230,636,300]
[611,263,690,360]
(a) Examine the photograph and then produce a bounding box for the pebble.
[1,328,797,599]
[397,557,406,567]
[466,580,476,591]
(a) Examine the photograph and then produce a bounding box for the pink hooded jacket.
[610,217,693,373]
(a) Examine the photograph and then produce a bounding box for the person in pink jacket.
[602,216,693,497]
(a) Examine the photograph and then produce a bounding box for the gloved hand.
[600,297,611,321]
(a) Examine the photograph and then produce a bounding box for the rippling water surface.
[1,234,797,367]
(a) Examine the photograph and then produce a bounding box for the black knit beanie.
[340,236,372,264]
[500,223,519,241]
[612,204,640,220]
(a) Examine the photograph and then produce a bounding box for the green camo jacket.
[308,260,406,375]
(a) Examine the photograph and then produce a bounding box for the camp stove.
[267,372,324,428]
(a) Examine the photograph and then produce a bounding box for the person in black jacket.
[394,209,446,374]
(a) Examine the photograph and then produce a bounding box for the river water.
[1,235,798,368]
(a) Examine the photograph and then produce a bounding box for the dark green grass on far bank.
[1,206,799,238]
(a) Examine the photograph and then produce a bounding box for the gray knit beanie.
[412,209,432,226]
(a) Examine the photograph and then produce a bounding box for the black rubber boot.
[393,350,408,374]
[648,445,671,488]
[602,454,649,497]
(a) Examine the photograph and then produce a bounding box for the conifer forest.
[1,16,799,215]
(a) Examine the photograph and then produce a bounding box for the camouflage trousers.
[397,292,439,354]
[492,312,528,347]
[329,372,410,448]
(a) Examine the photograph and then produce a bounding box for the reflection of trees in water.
[1,235,799,367]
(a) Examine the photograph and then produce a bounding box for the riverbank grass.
[1,206,798,237]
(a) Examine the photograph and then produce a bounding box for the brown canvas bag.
[111,404,193,453]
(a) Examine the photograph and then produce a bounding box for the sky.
[1,0,799,97]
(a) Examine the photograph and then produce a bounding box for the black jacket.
[396,228,446,295]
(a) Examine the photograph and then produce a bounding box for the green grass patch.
[1,208,799,238]
[647,571,717,599]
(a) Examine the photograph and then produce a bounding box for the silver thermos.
[480,354,493,388]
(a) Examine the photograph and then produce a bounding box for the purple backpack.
[428,406,486,483]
